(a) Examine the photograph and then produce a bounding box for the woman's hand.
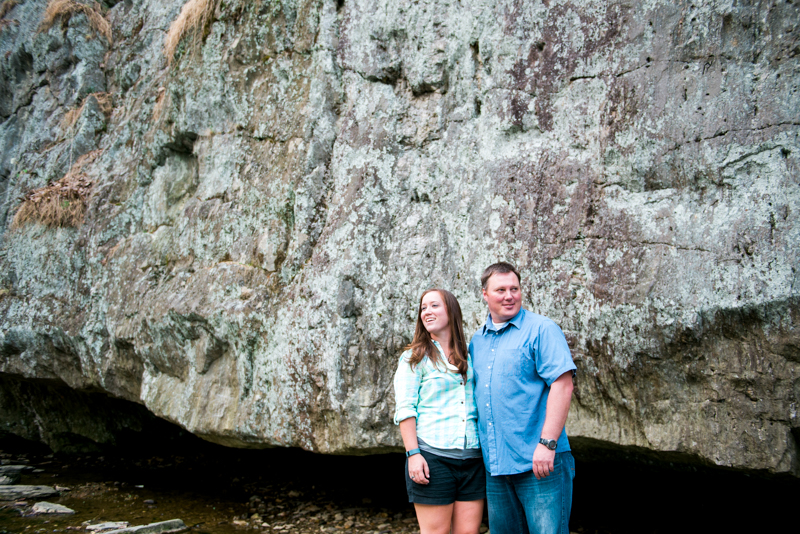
[408,453,430,485]
[398,418,429,484]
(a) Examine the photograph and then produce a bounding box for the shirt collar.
[481,308,525,335]
[431,340,457,370]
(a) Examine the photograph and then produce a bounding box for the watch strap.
[538,438,557,450]
[405,448,421,457]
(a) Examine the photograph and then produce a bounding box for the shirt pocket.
[498,348,534,379]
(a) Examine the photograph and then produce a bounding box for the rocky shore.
[0,447,435,534]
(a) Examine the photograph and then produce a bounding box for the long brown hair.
[405,289,469,378]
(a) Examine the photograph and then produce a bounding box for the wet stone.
[0,473,21,484]
[0,485,59,500]
[86,522,130,532]
[30,501,76,514]
[103,519,187,534]
[0,465,34,475]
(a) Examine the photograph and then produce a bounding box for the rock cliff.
[0,0,798,476]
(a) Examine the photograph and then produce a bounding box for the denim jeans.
[486,451,575,534]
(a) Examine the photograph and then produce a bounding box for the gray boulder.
[0,0,797,478]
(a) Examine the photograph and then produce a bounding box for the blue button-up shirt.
[393,341,481,450]
[470,309,576,476]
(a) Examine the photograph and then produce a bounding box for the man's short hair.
[481,262,522,289]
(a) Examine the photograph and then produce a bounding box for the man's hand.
[533,371,573,479]
[532,443,556,479]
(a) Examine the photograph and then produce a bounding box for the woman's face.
[420,291,450,340]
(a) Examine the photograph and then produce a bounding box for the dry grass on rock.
[0,0,18,19]
[151,86,169,122]
[62,92,113,131]
[12,150,101,230]
[0,0,18,30]
[39,0,112,45]
[164,0,218,64]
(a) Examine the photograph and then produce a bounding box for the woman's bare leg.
[451,499,485,534]
[414,503,455,534]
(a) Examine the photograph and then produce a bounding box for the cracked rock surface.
[0,0,798,476]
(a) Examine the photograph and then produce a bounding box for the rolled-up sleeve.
[393,350,421,424]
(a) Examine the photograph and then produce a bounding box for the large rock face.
[0,0,798,475]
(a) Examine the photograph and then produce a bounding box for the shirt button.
[486,403,489,406]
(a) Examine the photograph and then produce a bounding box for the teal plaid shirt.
[393,341,481,450]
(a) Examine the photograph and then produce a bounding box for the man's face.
[482,271,522,324]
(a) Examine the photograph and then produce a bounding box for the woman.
[393,289,485,534]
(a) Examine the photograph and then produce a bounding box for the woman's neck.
[432,333,452,360]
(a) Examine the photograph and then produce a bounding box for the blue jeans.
[486,451,575,534]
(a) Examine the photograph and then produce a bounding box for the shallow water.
[0,446,421,534]
[1,437,796,534]
[1,475,245,534]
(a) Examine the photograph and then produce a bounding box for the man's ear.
[481,289,488,303]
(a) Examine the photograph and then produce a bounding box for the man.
[469,262,576,534]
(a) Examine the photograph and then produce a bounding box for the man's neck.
[490,313,511,326]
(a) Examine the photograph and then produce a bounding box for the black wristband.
[538,438,557,450]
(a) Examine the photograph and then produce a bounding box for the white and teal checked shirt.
[393,341,481,450]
